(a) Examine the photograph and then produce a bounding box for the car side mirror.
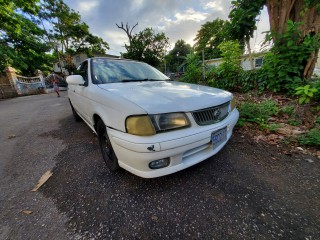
[66,75,86,86]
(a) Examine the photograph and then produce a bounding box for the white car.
[66,58,239,178]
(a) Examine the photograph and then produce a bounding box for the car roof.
[89,57,142,64]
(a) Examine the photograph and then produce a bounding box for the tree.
[165,40,192,72]
[0,0,52,74]
[121,27,169,67]
[228,0,265,69]
[229,0,320,79]
[40,0,109,74]
[193,19,230,60]
[116,22,138,45]
[266,0,320,78]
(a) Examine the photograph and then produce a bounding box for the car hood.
[98,81,232,114]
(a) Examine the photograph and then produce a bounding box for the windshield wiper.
[121,79,170,82]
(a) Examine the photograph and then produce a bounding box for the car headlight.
[150,113,190,132]
[126,115,156,136]
[126,113,190,136]
[230,97,236,112]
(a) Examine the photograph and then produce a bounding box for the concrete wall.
[0,72,17,99]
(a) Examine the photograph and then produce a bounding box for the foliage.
[229,0,265,46]
[298,128,320,148]
[0,0,109,75]
[40,0,109,74]
[207,41,242,90]
[238,69,261,92]
[193,19,231,59]
[181,52,202,83]
[295,84,318,104]
[281,105,295,116]
[310,78,320,101]
[238,100,279,126]
[228,0,320,80]
[0,0,52,74]
[165,40,192,72]
[268,123,283,132]
[259,21,319,94]
[123,28,169,68]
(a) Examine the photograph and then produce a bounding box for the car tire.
[97,120,120,171]
[69,101,82,122]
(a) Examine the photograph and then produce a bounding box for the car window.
[91,58,169,84]
[76,61,88,83]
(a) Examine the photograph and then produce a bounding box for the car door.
[72,60,92,124]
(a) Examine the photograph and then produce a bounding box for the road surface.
[0,92,319,239]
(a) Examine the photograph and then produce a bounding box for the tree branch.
[116,22,138,44]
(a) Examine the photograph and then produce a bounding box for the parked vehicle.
[66,57,239,178]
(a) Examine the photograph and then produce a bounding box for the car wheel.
[69,101,82,122]
[97,120,120,171]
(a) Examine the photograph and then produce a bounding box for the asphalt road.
[0,92,319,240]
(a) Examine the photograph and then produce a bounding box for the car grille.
[192,102,229,126]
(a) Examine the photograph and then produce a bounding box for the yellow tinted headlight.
[230,97,236,111]
[126,115,156,136]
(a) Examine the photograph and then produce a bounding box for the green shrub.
[239,100,279,125]
[281,105,295,116]
[268,123,283,132]
[238,69,261,93]
[258,20,318,95]
[181,53,202,83]
[288,119,301,126]
[295,85,318,104]
[311,78,320,101]
[207,41,242,91]
[298,128,320,148]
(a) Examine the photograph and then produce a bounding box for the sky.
[64,0,270,56]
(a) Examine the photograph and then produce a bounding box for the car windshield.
[91,58,169,84]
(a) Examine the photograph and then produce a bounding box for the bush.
[181,53,202,83]
[258,21,318,95]
[298,128,320,148]
[238,69,261,93]
[310,78,320,101]
[281,105,295,116]
[238,100,279,125]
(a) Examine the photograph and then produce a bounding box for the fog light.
[149,158,170,169]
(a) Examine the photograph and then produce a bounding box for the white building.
[205,52,265,70]
[206,52,320,77]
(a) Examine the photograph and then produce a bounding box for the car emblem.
[213,109,221,120]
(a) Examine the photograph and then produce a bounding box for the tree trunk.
[246,38,254,70]
[266,0,320,78]
[304,48,319,79]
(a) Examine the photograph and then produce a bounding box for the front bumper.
[108,109,239,178]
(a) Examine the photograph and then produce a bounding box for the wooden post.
[202,50,205,80]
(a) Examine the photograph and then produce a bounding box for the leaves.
[165,40,192,72]
[295,84,318,104]
[193,19,230,59]
[122,28,169,68]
